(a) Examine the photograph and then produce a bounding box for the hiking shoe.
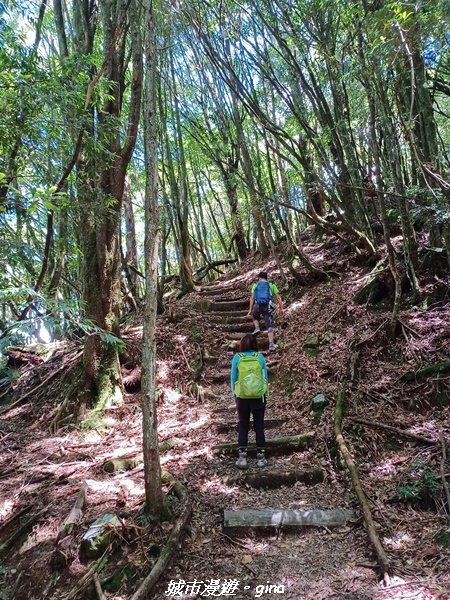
[235,452,248,469]
[256,452,267,468]
[253,327,261,334]
[269,342,278,351]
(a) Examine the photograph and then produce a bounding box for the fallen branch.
[349,417,438,446]
[56,482,88,542]
[335,389,390,583]
[103,454,143,473]
[62,551,108,600]
[0,504,32,534]
[213,432,315,456]
[102,441,173,473]
[93,573,106,600]
[130,475,192,600]
[0,508,47,557]
[194,258,238,281]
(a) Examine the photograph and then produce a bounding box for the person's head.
[258,271,268,280]
[239,333,258,352]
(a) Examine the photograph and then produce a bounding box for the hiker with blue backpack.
[230,333,269,469]
[247,272,284,351]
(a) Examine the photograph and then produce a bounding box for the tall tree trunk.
[222,169,248,260]
[141,0,163,517]
[123,176,138,294]
[81,0,143,408]
[170,51,194,294]
[231,90,269,258]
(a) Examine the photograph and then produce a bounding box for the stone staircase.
[196,277,354,536]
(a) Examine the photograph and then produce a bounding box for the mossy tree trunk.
[80,0,143,408]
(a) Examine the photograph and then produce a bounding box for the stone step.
[213,315,250,324]
[214,431,315,456]
[222,466,325,489]
[226,340,277,353]
[210,299,248,312]
[225,338,271,352]
[206,312,248,321]
[215,418,287,433]
[220,323,256,333]
[205,364,279,383]
[215,358,280,371]
[199,286,237,297]
[223,508,354,530]
[226,331,268,341]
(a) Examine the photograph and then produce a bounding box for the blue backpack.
[254,281,271,305]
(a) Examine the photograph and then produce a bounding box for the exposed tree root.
[93,573,106,600]
[49,364,89,433]
[130,475,192,600]
[0,350,82,417]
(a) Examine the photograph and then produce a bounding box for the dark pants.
[252,303,274,332]
[236,398,266,449]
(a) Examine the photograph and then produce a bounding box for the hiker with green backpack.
[247,271,284,351]
[230,333,269,469]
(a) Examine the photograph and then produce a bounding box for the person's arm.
[274,292,284,317]
[258,353,268,383]
[230,354,240,399]
[247,287,255,318]
[270,282,283,316]
[258,353,269,402]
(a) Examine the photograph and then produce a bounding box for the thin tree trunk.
[142,0,163,517]
[123,176,138,294]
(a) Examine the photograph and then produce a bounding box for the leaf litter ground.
[0,236,450,599]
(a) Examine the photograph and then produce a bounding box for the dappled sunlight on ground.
[157,359,171,382]
[164,386,183,403]
[0,499,14,520]
[286,297,309,314]
[159,412,210,437]
[199,476,239,496]
[383,532,415,551]
[374,575,445,599]
[370,456,409,479]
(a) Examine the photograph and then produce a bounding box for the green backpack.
[234,353,267,399]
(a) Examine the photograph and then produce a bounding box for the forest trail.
[152,274,380,600]
[1,246,449,600]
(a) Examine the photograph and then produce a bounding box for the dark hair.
[239,333,258,352]
[258,271,268,280]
